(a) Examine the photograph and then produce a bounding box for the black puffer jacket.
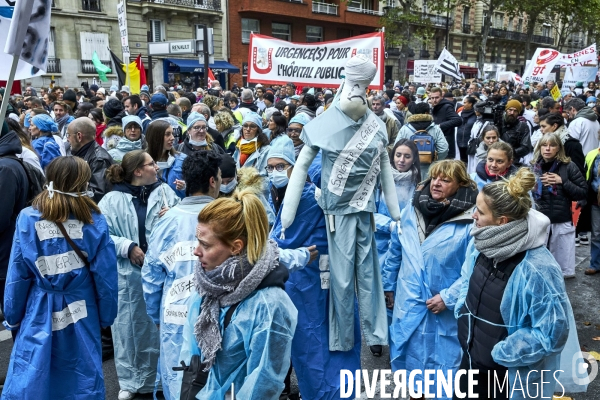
[432,99,462,137]
[456,109,477,147]
[500,118,531,160]
[534,160,587,223]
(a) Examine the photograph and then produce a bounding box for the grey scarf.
[391,169,414,184]
[193,239,279,370]
[471,218,529,262]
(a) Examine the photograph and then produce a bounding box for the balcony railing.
[489,28,528,41]
[347,6,383,16]
[533,35,553,45]
[81,59,111,74]
[312,1,338,15]
[46,58,61,74]
[421,13,453,27]
[420,49,430,58]
[462,24,471,34]
[147,0,221,11]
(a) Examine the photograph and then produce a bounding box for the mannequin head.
[339,55,377,121]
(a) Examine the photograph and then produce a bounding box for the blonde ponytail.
[481,168,535,221]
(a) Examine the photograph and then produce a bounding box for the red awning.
[460,66,479,74]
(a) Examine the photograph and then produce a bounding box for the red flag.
[207,67,216,87]
[135,55,147,86]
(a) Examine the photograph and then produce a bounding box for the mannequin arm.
[281,146,319,235]
[379,152,401,222]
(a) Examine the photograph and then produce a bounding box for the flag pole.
[0,54,19,130]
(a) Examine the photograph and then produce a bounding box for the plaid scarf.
[413,179,477,237]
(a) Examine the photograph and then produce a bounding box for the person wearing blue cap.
[268,134,362,399]
[150,93,170,120]
[178,112,224,156]
[232,112,270,175]
[108,115,145,163]
[31,113,62,169]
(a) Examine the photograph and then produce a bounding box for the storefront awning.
[165,58,240,74]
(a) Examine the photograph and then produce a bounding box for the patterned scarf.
[532,158,559,200]
[193,240,279,371]
[413,179,477,236]
[471,218,529,262]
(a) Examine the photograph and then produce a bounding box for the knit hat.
[97,87,106,95]
[62,89,77,103]
[103,98,125,118]
[416,87,426,96]
[32,113,58,133]
[140,90,150,99]
[505,99,522,113]
[398,95,409,106]
[267,135,296,166]
[219,153,236,179]
[242,111,263,128]
[141,84,149,91]
[151,93,168,106]
[385,89,396,100]
[109,85,118,92]
[121,85,131,94]
[90,84,99,91]
[186,111,207,128]
[122,115,143,131]
[264,92,275,103]
[289,113,311,127]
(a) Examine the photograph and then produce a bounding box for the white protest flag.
[522,48,561,84]
[434,48,462,80]
[558,44,597,67]
[0,0,51,79]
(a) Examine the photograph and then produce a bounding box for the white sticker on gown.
[159,241,197,272]
[35,251,85,277]
[35,220,84,241]
[52,300,87,331]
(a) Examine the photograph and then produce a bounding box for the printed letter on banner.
[159,241,197,272]
[328,113,380,196]
[35,250,85,277]
[349,145,382,210]
[164,304,189,325]
[164,274,195,305]
[52,300,88,331]
[35,220,84,241]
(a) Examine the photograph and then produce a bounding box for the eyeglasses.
[265,163,291,173]
[242,124,258,130]
[286,128,301,135]
[125,124,140,131]
[142,161,157,168]
[191,125,207,131]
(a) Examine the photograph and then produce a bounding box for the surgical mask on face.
[45,181,94,199]
[240,137,258,145]
[189,139,207,147]
[220,178,237,194]
[269,170,289,188]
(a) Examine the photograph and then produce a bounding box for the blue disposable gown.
[271,182,362,399]
[160,153,187,199]
[180,288,297,399]
[383,205,473,399]
[3,208,118,400]
[32,135,61,169]
[142,195,213,399]
[456,245,588,398]
[98,183,180,394]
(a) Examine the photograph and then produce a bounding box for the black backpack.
[3,155,45,205]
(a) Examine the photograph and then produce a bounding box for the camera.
[475,101,505,126]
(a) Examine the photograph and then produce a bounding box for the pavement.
[0,245,598,399]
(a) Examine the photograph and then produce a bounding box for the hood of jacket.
[575,106,598,122]
[239,102,259,113]
[522,209,551,251]
[106,110,127,128]
[433,98,454,112]
[115,137,142,152]
[461,108,475,120]
[237,166,265,193]
[0,131,23,157]
[407,113,434,131]
[136,106,150,119]
[295,106,316,118]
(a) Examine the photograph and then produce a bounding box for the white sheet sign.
[247,32,384,88]
[413,60,442,83]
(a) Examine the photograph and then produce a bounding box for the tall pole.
[147,31,154,90]
[203,24,210,88]
[445,0,450,49]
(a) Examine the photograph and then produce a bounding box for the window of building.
[272,23,291,41]
[150,20,165,42]
[493,12,504,29]
[517,18,523,32]
[507,17,513,31]
[542,24,551,37]
[462,6,470,25]
[48,28,56,59]
[242,18,259,44]
[306,26,323,42]
[80,32,110,60]
[81,0,101,11]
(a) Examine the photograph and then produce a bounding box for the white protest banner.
[561,66,599,91]
[522,48,562,84]
[247,32,384,88]
[558,44,596,67]
[413,60,442,83]
[117,1,130,59]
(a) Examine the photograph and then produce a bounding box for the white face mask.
[240,137,258,145]
[220,178,237,194]
[269,170,289,188]
[45,182,94,199]
[189,139,207,147]
[157,155,175,170]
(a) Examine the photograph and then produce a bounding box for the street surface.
[0,245,597,399]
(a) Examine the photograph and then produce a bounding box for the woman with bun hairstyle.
[471,141,517,191]
[98,150,180,400]
[2,156,118,399]
[530,133,587,278]
[146,119,188,199]
[455,168,582,398]
[180,189,297,399]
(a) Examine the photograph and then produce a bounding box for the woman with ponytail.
[98,150,180,400]
[180,189,297,399]
[455,168,583,398]
[3,156,118,398]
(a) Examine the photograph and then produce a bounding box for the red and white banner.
[247,32,384,89]
[558,43,597,67]
[522,48,562,84]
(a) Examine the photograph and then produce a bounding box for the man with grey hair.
[191,103,225,150]
[238,88,259,113]
[66,117,114,203]
[371,94,399,150]
[566,97,600,154]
